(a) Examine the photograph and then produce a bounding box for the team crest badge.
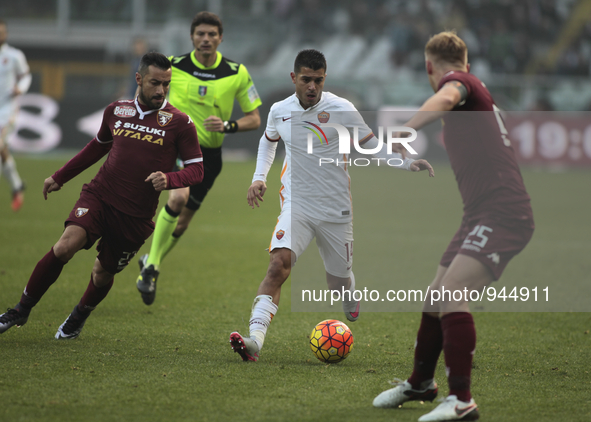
[276,230,285,240]
[75,208,89,218]
[198,86,207,96]
[157,111,173,127]
[318,111,330,123]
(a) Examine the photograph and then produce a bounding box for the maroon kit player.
[373,32,534,421]
[0,52,203,339]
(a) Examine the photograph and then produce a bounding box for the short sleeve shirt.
[168,51,262,149]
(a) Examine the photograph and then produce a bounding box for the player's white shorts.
[269,206,353,278]
[0,106,18,148]
[0,102,18,127]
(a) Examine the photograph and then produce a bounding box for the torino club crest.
[75,207,89,217]
[157,111,173,127]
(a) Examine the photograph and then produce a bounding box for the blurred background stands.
[2,0,591,154]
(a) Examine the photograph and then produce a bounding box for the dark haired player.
[136,11,262,305]
[229,49,434,362]
[373,32,534,421]
[0,53,203,339]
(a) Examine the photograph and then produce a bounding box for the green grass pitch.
[0,155,589,421]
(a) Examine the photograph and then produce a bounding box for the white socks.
[249,294,278,350]
[2,156,23,192]
[342,272,357,313]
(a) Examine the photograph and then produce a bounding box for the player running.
[0,53,203,339]
[372,32,534,421]
[0,19,31,211]
[136,11,261,305]
[229,49,434,362]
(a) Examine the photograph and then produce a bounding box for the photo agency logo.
[304,122,418,166]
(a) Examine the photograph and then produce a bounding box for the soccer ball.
[309,319,354,363]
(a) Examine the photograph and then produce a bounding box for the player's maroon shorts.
[65,188,154,274]
[440,213,534,280]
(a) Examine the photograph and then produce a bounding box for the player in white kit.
[229,49,434,362]
[0,20,31,211]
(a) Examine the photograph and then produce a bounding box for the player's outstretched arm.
[409,159,435,177]
[247,180,267,209]
[43,176,61,200]
[404,83,465,133]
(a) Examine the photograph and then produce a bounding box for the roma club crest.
[157,111,173,127]
[276,230,285,240]
[318,111,330,123]
[75,208,89,218]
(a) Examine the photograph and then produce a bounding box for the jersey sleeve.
[438,72,472,98]
[263,104,280,141]
[166,116,204,189]
[175,115,203,165]
[14,49,31,94]
[96,105,115,143]
[52,138,112,186]
[14,49,30,76]
[235,65,262,113]
[341,102,374,144]
[252,134,278,183]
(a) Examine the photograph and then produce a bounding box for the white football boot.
[229,332,260,362]
[373,378,438,408]
[418,395,479,421]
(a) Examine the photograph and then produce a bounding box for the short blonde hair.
[425,31,467,65]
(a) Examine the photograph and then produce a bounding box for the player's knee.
[266,252,291,283]
[92,268,114,288]
[168,197,187,213]
[54,227,87,262]
[52,242,80,262]
[168,190,189,213]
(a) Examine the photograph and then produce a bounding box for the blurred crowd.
[3,0,589,77]
[272,0,590,76]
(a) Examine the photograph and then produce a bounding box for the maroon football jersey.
[438,71,533,221]
[78,99,201,219]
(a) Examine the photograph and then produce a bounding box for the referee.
[136,11,262,305]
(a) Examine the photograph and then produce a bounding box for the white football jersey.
[0,43,30,125]
[265,92,373,223]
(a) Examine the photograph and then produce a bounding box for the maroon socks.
[407,312,476,402]
[408,313,444,389]
[77,276,114,315]
[19,247,113,319]
[441,312,476,402]
[19,248,65,309]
